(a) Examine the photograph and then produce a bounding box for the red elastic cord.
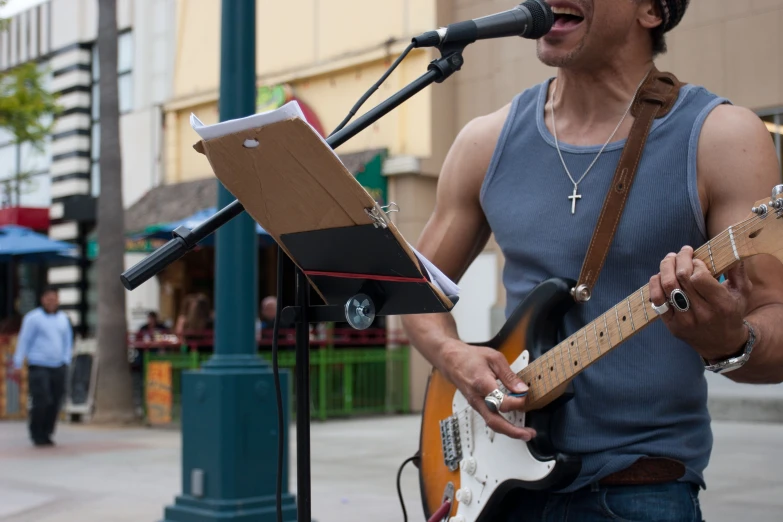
[304,270,426,284]
[427,500,452,522]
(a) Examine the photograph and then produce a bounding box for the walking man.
[12,287,73,447]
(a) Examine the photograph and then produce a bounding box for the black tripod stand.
[122,42,469,522]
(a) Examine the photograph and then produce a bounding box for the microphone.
[412,0,553,49]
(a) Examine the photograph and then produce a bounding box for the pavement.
[706,371,783,423]
[0,415,781,522]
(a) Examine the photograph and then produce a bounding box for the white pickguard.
[447,350,556,522]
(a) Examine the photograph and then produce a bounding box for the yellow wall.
[172,0,437,101]
[166,0,440,184]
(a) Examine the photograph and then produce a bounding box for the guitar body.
[418,278,583,522]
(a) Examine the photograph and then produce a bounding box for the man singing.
[402,0,783,519]
[12,287,73,447]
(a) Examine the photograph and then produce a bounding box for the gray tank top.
[480,78,730,492]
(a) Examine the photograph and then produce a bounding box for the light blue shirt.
[13,308,73,369]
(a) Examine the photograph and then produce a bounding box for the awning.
[134,206,273,245]
[0,207,49,231]
[0,225,78,262]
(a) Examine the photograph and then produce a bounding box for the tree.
[0,62,61,206]
[91,0,135,424]
[0,0,9,31]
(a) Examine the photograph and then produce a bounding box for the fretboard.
[519,222,752,405]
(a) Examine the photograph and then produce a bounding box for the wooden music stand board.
[191,101,460,324]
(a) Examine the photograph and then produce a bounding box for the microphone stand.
[121,40,470,522]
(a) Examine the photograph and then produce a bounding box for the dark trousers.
[498,481,703,522]
[28,364,67,443]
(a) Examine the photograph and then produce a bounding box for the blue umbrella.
[0,225,79,262]
[132,207,273,246]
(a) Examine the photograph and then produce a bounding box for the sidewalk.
[0,415,781,521]
[706,371,783,423]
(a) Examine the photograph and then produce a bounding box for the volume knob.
[461,457,477,475]
[455,488,472,505]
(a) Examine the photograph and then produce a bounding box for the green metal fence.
[143,347,410,422]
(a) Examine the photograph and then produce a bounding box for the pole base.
[162,365,296,522]
[163,493,297,522]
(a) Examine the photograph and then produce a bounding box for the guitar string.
[523,212,766,387]
[448,212,771,423]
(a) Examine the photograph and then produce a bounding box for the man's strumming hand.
[649,246,752,362]
[438,340,536,441]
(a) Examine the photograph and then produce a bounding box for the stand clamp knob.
[344,294,376,330]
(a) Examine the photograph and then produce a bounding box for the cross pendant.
[568,186,582,215]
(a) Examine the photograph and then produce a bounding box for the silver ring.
[651,301,670,315]
[484,389,505,413]
[670,288,690,313]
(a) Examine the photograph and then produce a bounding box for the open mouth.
[551,6,585,30]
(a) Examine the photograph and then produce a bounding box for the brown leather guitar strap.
[571,67,683,303]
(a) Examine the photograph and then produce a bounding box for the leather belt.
[599,457,686,486]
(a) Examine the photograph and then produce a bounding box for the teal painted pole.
[163,1,296,520]
[213,0,258,362]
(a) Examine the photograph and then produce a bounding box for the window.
[118,31,133,73]
[0,65,52,208]
[0,140,51,207]
[91,122,100,197]
[90,30,133,196]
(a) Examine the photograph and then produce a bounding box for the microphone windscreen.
[523,0,554,39]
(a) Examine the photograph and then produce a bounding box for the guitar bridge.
[440,415,462,472]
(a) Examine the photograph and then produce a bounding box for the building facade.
[3,0,782,410]
[0,0,174,334]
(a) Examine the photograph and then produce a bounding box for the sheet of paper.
[410,244,461,297]
[190,100,341,162]
[190,101,460,298]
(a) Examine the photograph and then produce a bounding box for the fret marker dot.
[622,316,626,321]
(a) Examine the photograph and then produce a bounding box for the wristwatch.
[703,320,756,374]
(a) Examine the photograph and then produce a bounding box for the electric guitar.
[418,186,783,522]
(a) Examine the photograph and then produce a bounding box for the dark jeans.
[500,482,703,522]
[28,364,67,444]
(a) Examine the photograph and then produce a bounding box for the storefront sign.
[145,361,172,425]
[355,152,388,206]
[87,237,169,260]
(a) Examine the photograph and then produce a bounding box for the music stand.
[278,221,459,522]
[121,40,470,522]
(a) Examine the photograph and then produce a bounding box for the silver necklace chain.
[551,66,653,214]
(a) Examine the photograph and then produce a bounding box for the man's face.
[537,0,647,68]
[41,291,58,313]
[148,314,158,327]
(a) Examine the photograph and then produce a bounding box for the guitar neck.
[519,223,753,404]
